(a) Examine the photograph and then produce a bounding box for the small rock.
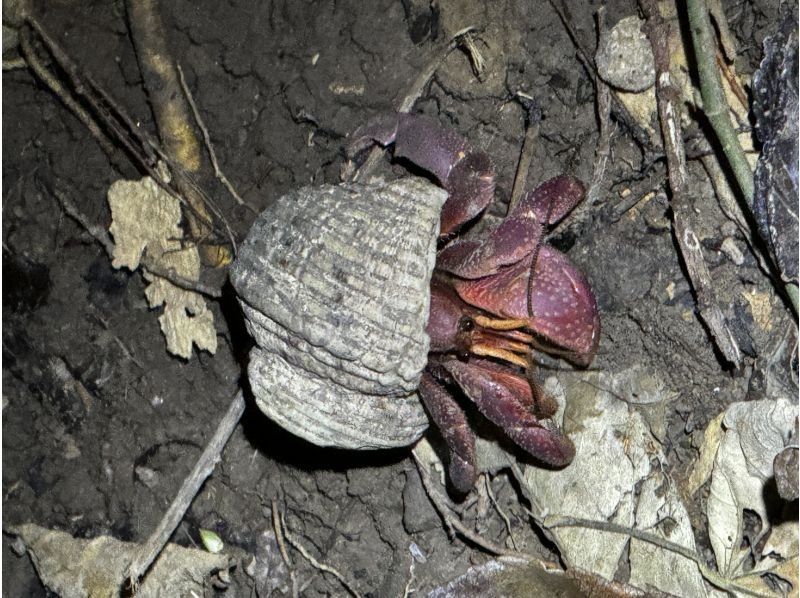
[402,469,439,534]
[720,237,745,265]
[596,16,656,92]
[774,447,799,501]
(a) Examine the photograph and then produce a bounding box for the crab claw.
[442,358,575,467]
[455,245,600,366]
[519,175,586,227]
[347,113,495,236]
[437,175,586,279]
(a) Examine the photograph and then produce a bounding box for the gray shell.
[230,177,447,449]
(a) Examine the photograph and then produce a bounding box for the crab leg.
[418,372,477,493]
[438,175,585,279]
[347,113,496,236]
[442,359,575,467]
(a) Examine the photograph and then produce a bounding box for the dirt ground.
[2,0,797,596]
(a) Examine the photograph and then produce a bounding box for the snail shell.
[230,177,448,449]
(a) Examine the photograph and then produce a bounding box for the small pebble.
[720,237,744,265]
[409,542,427,563]
[596,16,656,92]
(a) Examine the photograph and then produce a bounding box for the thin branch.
[641,0,742,368]
[3,57,28,70]
[279,511,362,598]
[411,447,527,558]
[25,18,156,169]
[23,17,236,254]
[271,500,293,568]
[699,154,771,276]
[125,390,245,589]
[485,475,517,550]
[508,93,541,215]
[586,80,614,207]
[177,64,256,214]
[51,185,223,298]
[18,26,119,161]
[685,0,753,202]
[546,0,653,151]
[545,515,774,598]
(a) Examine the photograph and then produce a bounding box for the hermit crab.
[230,112,599,492]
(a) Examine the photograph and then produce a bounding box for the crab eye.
[458,316,475,332]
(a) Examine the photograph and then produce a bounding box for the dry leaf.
[629,472,707,596]
[108,176,217,359]
[524,369,709,596]
[707,398,797,580]
[9,522,230,598]
[685,411,726,497]
[428,555,648,598]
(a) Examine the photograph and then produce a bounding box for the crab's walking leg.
[418,372,477,493]
[347,113,495,236]
[443,359,575,467]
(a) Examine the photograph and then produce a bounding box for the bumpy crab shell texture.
[230,177,448,449]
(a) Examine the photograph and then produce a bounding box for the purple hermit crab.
[231,112,599,492]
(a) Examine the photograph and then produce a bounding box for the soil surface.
[3,0,796,596]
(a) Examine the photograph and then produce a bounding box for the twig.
[347,26,481,182]
[279,511,362,598]
[51,185,223,298]
[561,75,616,230]
[586,80,614,207]
[546,0,653,152]
[50,186,114,255]
[699,154,771,276]
[22,17,235,253]
[3,57,28,70]
[458,29,486,81]
[24,18,155,170]
[411,447,526,558]
[484,475,517,550]
[271,500,293,567]
[609,188,661,223]
[545,515,774,598]
[402,559,416,598]
[641,0,742,368]
[706,0,738,61]
[177,64,256,214]
[271,499,299,598]
[685,0,753,203]
[125,0,227,266]
[584,6,614,212]
[125,389,246,589]
[18,26,118,161]
[508,93,541,215]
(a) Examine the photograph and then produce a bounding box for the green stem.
[685,0,754,202]
[687,0,798,318]
[785,283,799,315]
